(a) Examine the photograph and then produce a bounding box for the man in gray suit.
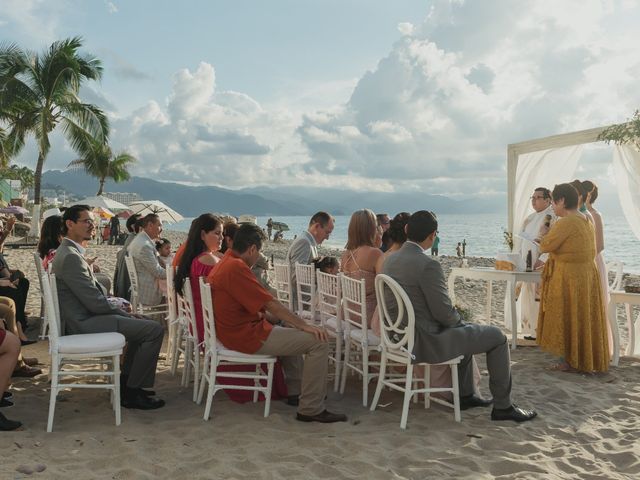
[382,211,536,423]
[52,205,165,410]
[127,214,166,306]
[286,211,334,310]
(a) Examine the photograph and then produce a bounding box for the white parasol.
[127,200,184,224]
[75,195,130,211]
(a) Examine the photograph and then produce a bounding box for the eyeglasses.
[76,218,96,226]
[530,196,546,200]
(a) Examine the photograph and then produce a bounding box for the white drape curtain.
[511,145,584,249]
[613,145,640,241]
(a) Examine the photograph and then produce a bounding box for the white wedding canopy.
[507,126,640,244]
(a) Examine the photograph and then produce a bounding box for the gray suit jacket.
[382,242,463,363]
[285,231,318,310]
[127,231,165,306]
[52,238,127,335]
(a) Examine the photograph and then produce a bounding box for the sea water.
[169,213,640,274]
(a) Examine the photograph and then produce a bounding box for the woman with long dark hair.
[174,213,224,343]
[37,215,63,270]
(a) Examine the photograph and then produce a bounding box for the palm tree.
[0,37,108,232]
[68,141,136,195]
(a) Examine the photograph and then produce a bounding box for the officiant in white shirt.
[515,187,555,339]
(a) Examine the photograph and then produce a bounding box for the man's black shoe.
[0,397,13,408]
[121,389,165,410]
[140,389,156,397]
[0,412,21,431]
[286,395,299,407]
[296,410,347,423]
[460,394,493,410]
[491,404,537,422]
[2,391,13,400]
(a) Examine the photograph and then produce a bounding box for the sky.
[2,0,640,205]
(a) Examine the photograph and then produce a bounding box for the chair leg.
[264,362,274,417]
[424,365,431,409]
[451,364,461,422]
[182,340,192,387]
[203,358,218,421]
[47,356,59,433]
[165,319,175,366]
[170,327,183,376]
[253,365,260,403]
[340,340,351,394]
[370,353,387,412]
[400,364,414,430]
[192,346,200,403]
[197,352,209,405]
[362,348,369,407]
[113,354,122,426]
[333,334,342,392]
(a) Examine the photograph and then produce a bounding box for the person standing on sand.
[266,218,273,240]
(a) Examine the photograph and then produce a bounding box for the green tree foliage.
[68,140,136,195]
[598,110,640,151]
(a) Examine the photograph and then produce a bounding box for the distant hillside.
[42,170,504,216]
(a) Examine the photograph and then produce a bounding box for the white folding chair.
[42,273,125,432]
[164,265,180,368]
[370,274,462,429]
[274,263,293,309]
[34,252,48,339]
[606,260,624,291]
[176,279,202,402]
[339,275,380,407]
[295,263,317,323]
[317,270,344,392]
[124,255,168,317]
[197,278,277,420]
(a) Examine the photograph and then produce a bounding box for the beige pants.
[256,326,329,416]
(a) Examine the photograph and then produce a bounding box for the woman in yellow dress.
[537,183,609,372]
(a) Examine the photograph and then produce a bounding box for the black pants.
[0,277,30,330]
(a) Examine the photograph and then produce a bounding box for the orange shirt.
[172,243,186,268]
[207,250,273,354]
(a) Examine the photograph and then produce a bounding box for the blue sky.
[2,0,640,203]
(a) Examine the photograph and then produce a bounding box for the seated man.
[209,223,346,423]
[382,210,537,423]
[52,205,165,410]
[127,214,166,306]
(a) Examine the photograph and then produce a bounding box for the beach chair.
[606,260,624,291]
[370,274,462,429]
[316,270,344,392]
[339,275,380,407]
[176,279,202,402]
[34,252,48,339]
[197,277,276,420]
[295,263,318,323]
[42,273,125,432]
[273,263,293,310]
[124,254,168,318]
[164,264,180,368]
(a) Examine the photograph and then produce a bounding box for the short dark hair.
[313,256,339,272]
[126,214,142,233]
[220,221,240,254]
[376,213,390,225]
[232,224,266,254]
[581,180,598,203]
[388,212,410,244]
[570,179,587,201]
[534,187,551,199]
[155,238,170,251]
[62,205,91,234]
[552,183,579,210]
[309,211,332,228]
[406,210,438,243]
[140,213,160,228]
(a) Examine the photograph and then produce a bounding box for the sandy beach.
[2,232,640,479]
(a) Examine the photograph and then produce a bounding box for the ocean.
[169,213,640,274]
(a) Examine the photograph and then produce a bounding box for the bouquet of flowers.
[503,229,513,252]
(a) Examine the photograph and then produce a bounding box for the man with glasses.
[127,214,166,307]
[52,205,165,410]
[515,187,555,340]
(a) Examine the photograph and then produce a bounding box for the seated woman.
[174,214,223,344]
[0,296,41,377]
[0,219,30,341]
[537,183,609,372]
[0,327,21,430]
[340,209,383,329]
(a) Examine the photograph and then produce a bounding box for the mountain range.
[42,170,504,217]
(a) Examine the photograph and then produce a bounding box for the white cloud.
[397,22,415,36]
[105,1,118,14]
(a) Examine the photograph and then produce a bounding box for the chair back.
[124,255,140,312]
[177,278,199,345]
[606,260,624,291]
[40,273,62,350]
[34,252,45,285]
[166,264,178,324]
[295,263,317,320]
[316,270,342,332]
[199,277,218,350]
[340,275,369,343]
[274,263,293,309]
[374,274,414,361]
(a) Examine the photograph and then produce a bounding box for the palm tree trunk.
[97,177,105,196]
[28,151,46,236]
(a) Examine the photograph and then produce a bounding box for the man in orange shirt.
[209,224,347,423]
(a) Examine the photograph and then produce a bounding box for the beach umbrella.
[74,195,130,211]
[93,206,115,219]
[272,221,289,232]
[128,200,184,224]
[0,205,29,215]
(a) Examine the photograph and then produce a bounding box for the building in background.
[104,192,142,205]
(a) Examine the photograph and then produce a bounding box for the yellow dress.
[537,214,609,372]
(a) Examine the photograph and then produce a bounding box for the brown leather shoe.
[23,357,40,366]
[12,365,43,378]
[296,410,347,423]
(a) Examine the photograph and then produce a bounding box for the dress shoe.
[2,391,13,400]
[0,397,13,408]
[140,389,156,397]
[491,404,537,422]
[0,412,21,431]
[460,394,493,410]
[121,389,165,410]
[524,335,537,341]
[12,365,42,378]
[286,395,299,407]
[296,410,347,423]
[23,357,40,366]
[20,339,37,346]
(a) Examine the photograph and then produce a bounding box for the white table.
[448,267,541,350]
[608,290,640,365]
